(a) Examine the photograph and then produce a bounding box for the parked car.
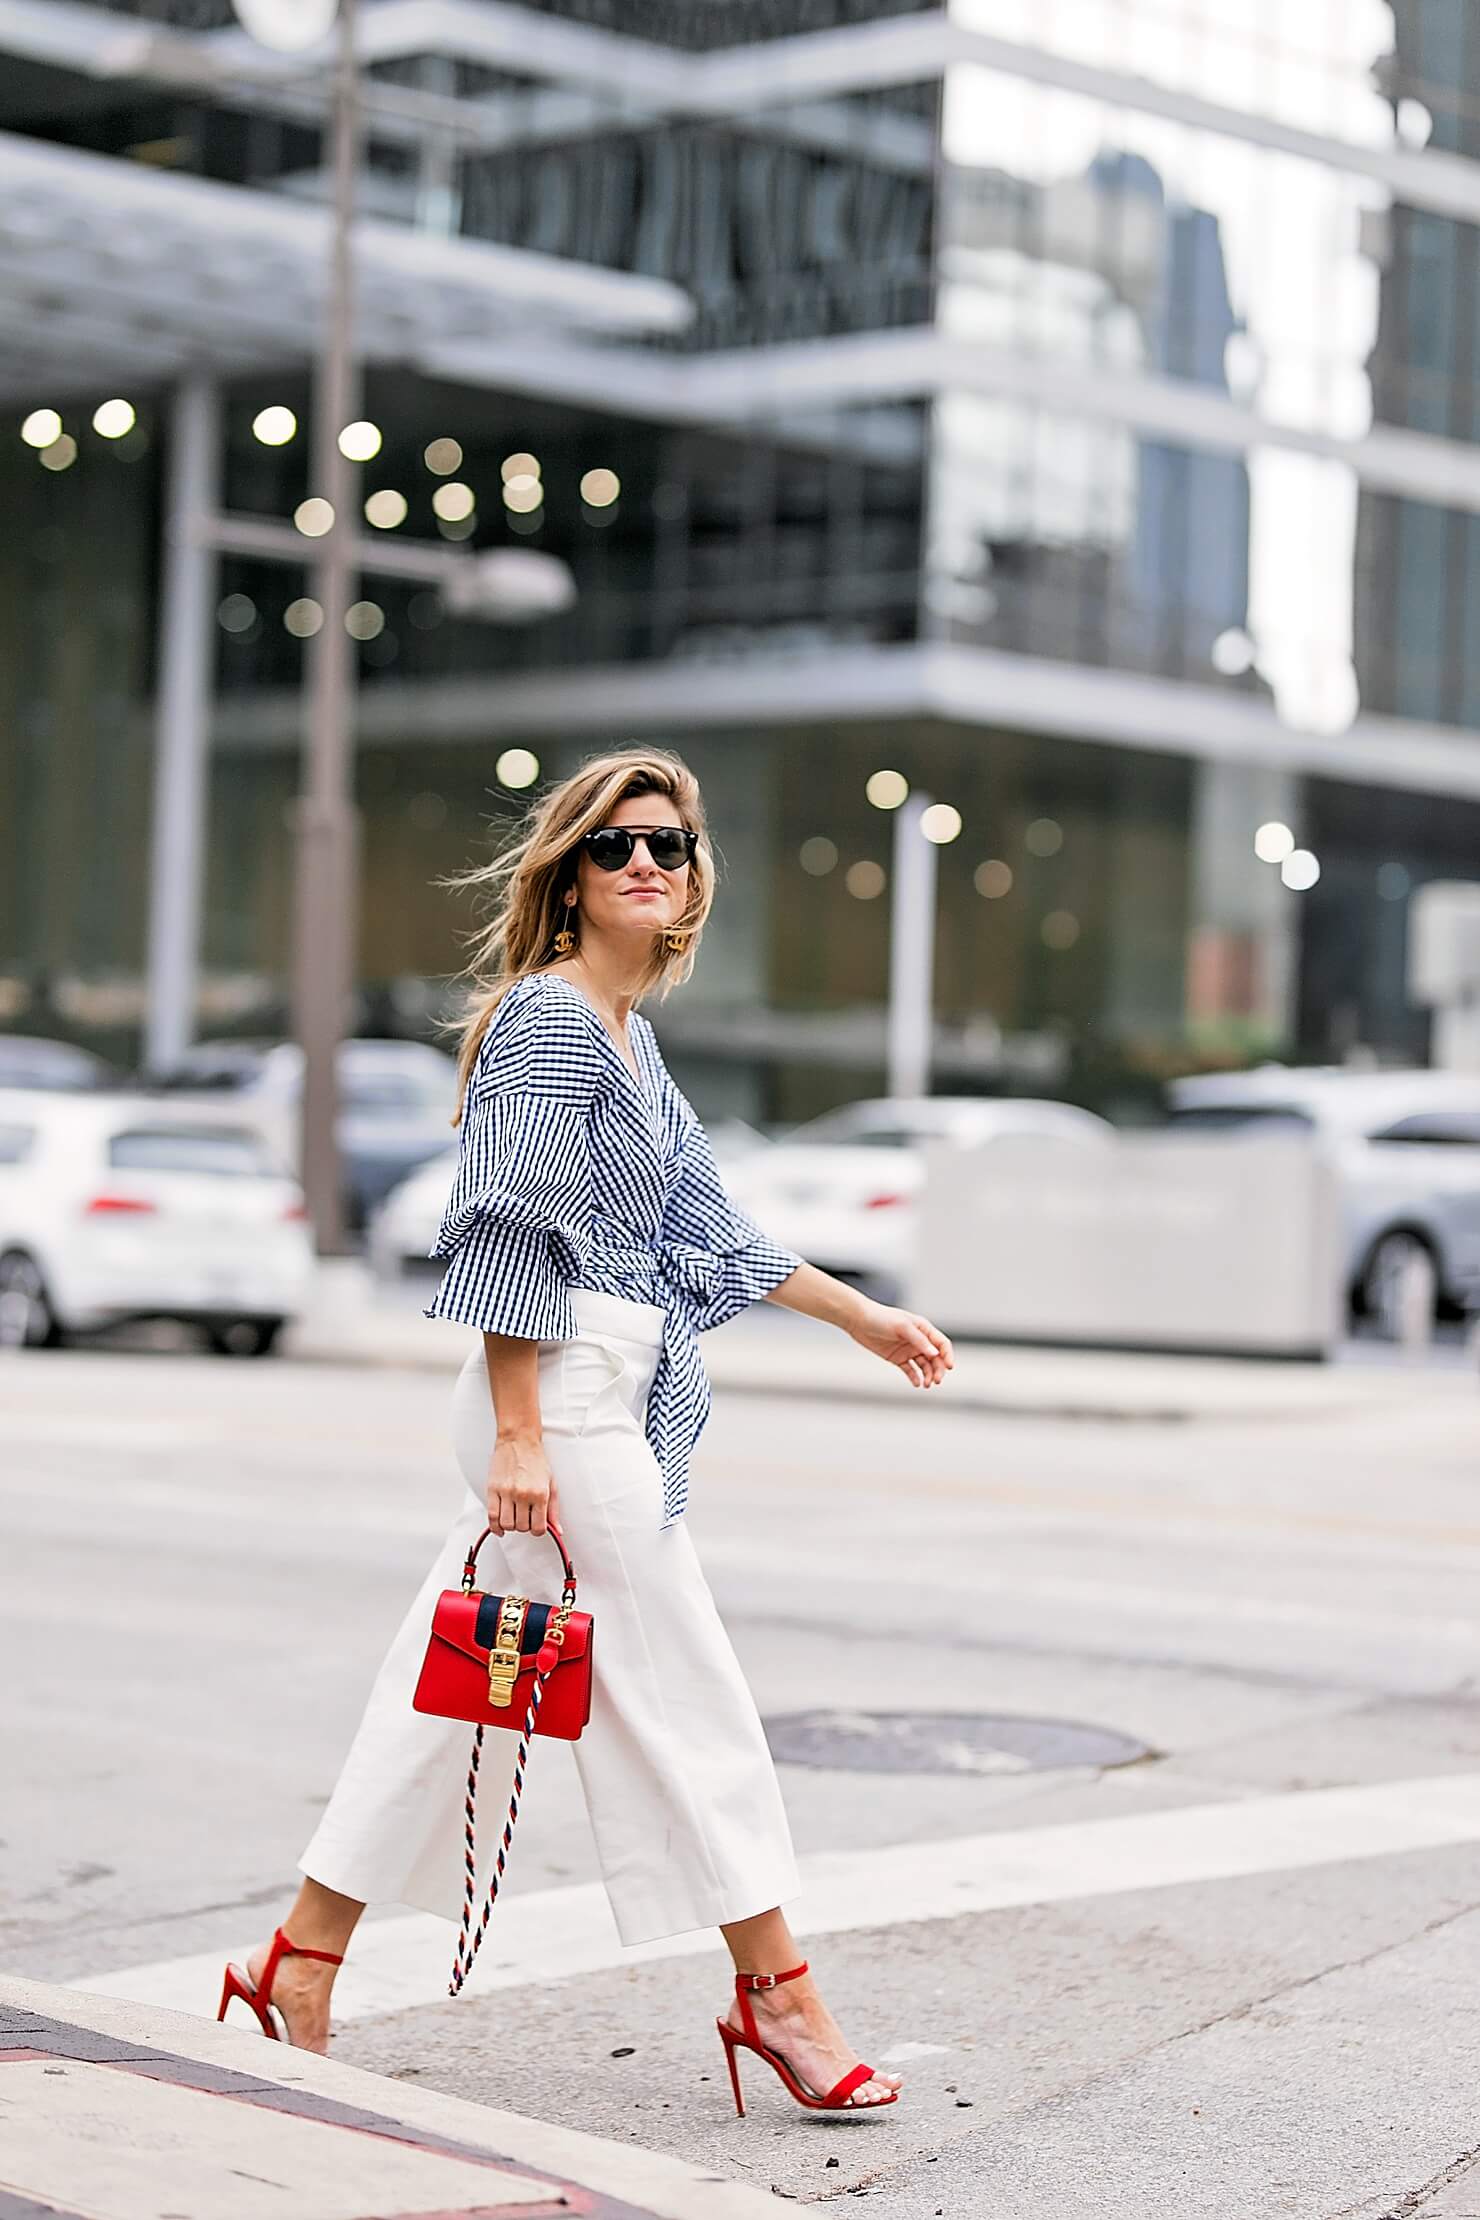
[722,1095,1114,1288]
[367,1112,770,1279]
[0,1089,314,1354]
[1165,1068,1480,1332]
[0,1034,116,1091]
[156,1037,461,1230]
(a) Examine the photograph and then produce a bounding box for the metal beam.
[198,511,468,583]
[0,129,691,337]
[205,640,1480,808]
[424,322,1480,521]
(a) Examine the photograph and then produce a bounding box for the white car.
[0,1089,315,1355]
[367,1144,460,1280]
[723,1095,1114,1287]
[158,1037,462,1230]
[1166,1068,1480,1331]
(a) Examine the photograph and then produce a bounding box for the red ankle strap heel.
[217,1925,344,2045]
[717,1958,899,2117]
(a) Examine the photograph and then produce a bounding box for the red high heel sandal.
[716,1961,899,2115]
[216,1926,343,2044]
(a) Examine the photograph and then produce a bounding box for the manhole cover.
[764,1710,1153,1777]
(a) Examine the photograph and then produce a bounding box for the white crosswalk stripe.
[86,1770,1480,2027]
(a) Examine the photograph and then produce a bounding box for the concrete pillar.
[888,793,936,1098]
[1186,759,1298,1050]
[144,377,221,1073]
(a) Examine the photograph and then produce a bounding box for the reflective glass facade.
[5,0,1480,1102]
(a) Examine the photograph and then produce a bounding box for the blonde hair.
[446,746,714,1119]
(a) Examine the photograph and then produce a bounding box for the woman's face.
[569,790,692,947]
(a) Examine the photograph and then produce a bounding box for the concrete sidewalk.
[0,1978,777,2220]
[282,1261,1473,1424]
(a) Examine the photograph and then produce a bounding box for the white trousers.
[298,1288,800,1947]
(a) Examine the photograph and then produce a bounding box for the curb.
[0,1977,780,2220]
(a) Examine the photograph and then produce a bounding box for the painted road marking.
[86,1770,1480,2026]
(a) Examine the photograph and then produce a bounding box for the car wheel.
[1361,1231,1438,1343]
[0,1250,66,1348]
[205,1317,285,1358]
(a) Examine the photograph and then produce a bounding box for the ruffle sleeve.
[423,978,609,1341]
[659,1093,802,1333]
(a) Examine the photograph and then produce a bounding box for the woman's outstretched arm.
[762,1259,954,1391]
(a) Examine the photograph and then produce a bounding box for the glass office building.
[3,0,1479,1117]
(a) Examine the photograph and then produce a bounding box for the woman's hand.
[847,1298,954,1388]
[486,1431,561,1537]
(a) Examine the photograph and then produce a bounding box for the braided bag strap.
[447,1521,579,1998]
[447,1667,551,1997]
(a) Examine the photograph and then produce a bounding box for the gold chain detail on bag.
[545,1597,573,1649]
[486,1595,526,1708]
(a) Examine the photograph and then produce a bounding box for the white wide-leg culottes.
[298,1288,800,1947]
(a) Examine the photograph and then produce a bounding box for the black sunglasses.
[581,824,697,873]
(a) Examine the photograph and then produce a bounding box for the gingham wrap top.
[424,972,802,1526]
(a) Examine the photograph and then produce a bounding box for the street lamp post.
[292,0,360,1257]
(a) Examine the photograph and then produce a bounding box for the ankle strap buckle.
[739,1961,807,1992]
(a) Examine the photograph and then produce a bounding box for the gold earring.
[663,930,688,954]
[553,909,576,955]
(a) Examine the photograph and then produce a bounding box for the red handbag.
[412,1521,593,1994]
[413,1521,593,1740]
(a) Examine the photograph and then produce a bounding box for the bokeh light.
[1281,849,1321,891]
[501,452,539,483]
[921,802,962,844]
[21,409,61,449]
[424,438,463,476]
[846,860,887,898]
[338,420,382,462]
[975,859,1013,898]
[364,489,408,529]
[432,482,476,523]
[345,600,385,640]
[799,836,838,876]
[92,399,136,440]
[865,769,908,810]
[580,468,620,507]
[284,598,324,637]
[217,593,256,634]
[1254,821,1295,863]
[294,498,334,537]
[252,405,297,447]
[496,747,540,789]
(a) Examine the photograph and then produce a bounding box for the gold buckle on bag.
[487,1595,527,1708]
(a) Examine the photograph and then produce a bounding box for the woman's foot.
[243,1937,338,2054]
[726,1970,902,2108]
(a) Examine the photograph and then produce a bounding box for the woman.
[220,747,954,2116]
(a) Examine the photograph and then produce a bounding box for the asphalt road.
[4,1328,1480,2218]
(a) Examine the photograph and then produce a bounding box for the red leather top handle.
[461,1517,577,1600]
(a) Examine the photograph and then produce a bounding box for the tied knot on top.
[653,1237,721,1311]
